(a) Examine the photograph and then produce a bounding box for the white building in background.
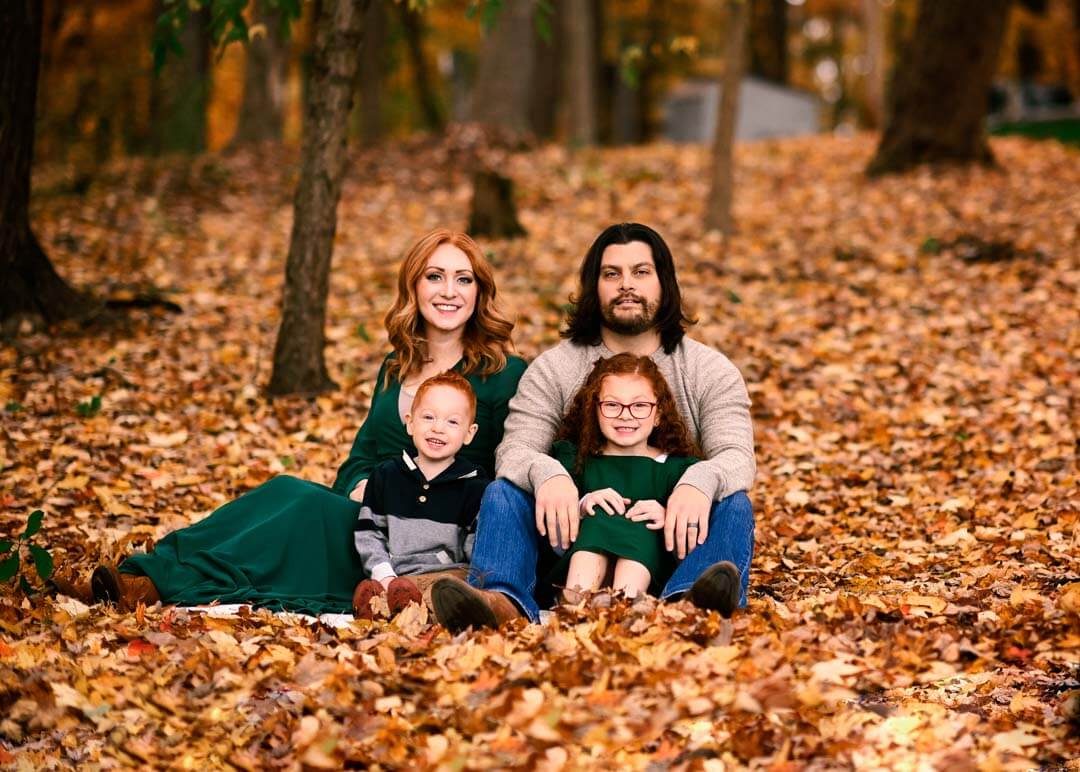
[662,75,823,143]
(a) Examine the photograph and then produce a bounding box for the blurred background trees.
[8,0,1079,391]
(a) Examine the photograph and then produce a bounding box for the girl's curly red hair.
[555,353,700,471]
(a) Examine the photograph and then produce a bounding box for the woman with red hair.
[86,230,525,615]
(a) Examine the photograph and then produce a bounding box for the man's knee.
[711,491,753,523]
[480,479,533,520]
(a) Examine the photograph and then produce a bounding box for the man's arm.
[494,351,576,493]
[494,349,583,549]
[677,352,756,502]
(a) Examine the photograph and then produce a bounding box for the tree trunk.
[397,2,445,132]
[867,0,1012,176]
[471,0,536,134]
[563,0,597,145]
[357,0,385,145]
[468,170,525,239]
[748,0,787,84]
[150,1,211,154]
[529,0,562,140]
[0,0,97,333]
[862,0,887,129]
[705,0,749,235]
[268,0,371,397]
[231,6,286,146]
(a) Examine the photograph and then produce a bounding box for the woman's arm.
[332,358,390,496]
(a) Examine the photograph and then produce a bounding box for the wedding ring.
[687,523,699,530]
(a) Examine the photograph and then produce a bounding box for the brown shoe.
[386,577,422,615]
[352,579,386,620]
[91,564,161,612]
[430,577,521,632]
[686,561,741,618]
[49,571,94,604]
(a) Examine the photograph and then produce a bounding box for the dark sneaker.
[687,561,741,618]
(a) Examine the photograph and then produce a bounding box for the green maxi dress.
[120,354,527,614]
[549,441,696,595]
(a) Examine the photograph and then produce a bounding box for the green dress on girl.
[549,440,696,594]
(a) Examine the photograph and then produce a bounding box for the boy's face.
[405,384,478,463]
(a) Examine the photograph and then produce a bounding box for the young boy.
[352,371,490,619]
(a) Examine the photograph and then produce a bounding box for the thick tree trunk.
[529,0,562,140]
[268,0,371,397]
[0,0,96,333]
[867,0,1012,176]
[471,0,536,134]
[358,0,385,145]
[862,0,887,129]
[563,0,597,145]
[397,2,445,132]
[150,1,211,154]
[468,171,525,239]
[231,6,286,146]
[748,0,787,84]
[705,0,749,235]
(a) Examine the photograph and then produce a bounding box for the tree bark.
[867,0,1012,176]
[357,0,385,145]
[397,2,445,132]
[468,170,525,239]
[150,1,211,155]
[471,0,536,134]
[862,0,887,129]
[231,5,286,146]
[748,0,787,84]
[705,0,749,235]
[529,0,562,140]
[268,0,371,396]
[563,0,597,145]
[1,0,97,333]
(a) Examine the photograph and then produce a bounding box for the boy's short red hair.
[412,371,477,421]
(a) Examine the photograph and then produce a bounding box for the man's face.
[597,241,662,335]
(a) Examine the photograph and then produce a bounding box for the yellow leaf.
[147,430,189,448]
[56,474,89,490]
[902,593,947,615]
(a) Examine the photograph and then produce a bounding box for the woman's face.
[415,244,479,337]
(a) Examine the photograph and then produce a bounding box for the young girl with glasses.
[549,353,701,603]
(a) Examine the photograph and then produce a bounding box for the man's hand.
[580,488,630,517]
[535,474,580,550]
[664,484,711,559]
[625,499,666,529]
[349,479,368,502]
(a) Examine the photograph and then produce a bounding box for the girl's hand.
[581,488,630,517]
[349,479,368,502]
[625,499,666,529]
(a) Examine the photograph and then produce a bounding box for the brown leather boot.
[430,577,522,632]
[91,564,161,612]
[49,571,94,604]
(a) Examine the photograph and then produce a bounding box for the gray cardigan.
[494,338,755,501]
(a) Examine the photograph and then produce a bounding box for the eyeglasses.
[598,400,657,419]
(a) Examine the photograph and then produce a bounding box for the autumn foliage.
[1,134,1078,766]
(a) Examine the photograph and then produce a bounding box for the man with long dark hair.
[432,223,756,630]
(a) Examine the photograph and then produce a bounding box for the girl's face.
[596,373,659,453]
[415,244,478,337]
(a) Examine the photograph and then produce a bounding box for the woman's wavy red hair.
[555,353,700,471]
[384,229,514,385]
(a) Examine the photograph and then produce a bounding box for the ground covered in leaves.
[2,133,1078,768]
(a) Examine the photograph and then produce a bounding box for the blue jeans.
[467,479,755,622]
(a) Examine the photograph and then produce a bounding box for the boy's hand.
[349,479,368,502]
[536,474,580,550]
[625,499,665,529]
[581,488,630,517]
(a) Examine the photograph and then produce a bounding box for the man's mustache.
[610,293,645,307]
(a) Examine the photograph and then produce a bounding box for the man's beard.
[601,294,658,335]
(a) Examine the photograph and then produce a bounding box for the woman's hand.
[349,479,368,502]
[581,488,630,517]
[625,499,665,529]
